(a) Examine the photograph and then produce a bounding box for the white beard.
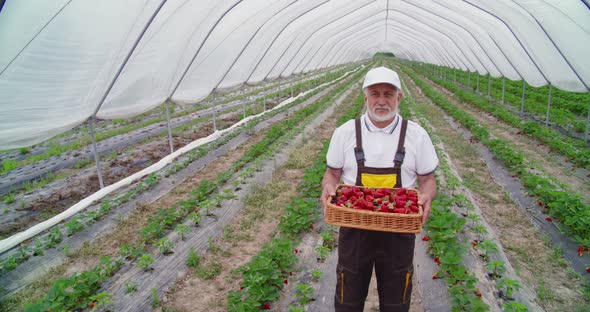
[367,105,397,122]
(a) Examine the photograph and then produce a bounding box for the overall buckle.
[354,148,365,162]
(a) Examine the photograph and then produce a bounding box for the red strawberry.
[422,236,430,241]
[432,274,438,280]
[393,208,406,214]
[472,241,478,248]
[310,224,314,229]
[578,246,585,257]
[289,272,293,276]
[475,289,482,297]
[294,248,299,254]
[379,204,389,212]
[365,195,374,203]
[240,286,244,290]
[586,267,590,273]
[396,200,407,208]
[283,279,289,285]
[545,217,552,222]
[396,188,407,196]
[409,205,419,213]
[263,303,271,310]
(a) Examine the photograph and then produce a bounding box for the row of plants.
[400,83,528,311]
[0,66,360,278]
[423,64,589,123]
[401,66,590,254]
[227,85,365,312]
[18,66,368,311]
[407,62,590,170]
[0,65,352,176]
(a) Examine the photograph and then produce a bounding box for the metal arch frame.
[298,12,385,72]
[293,8,384,73]
[207,0,298,91]
[387,10,473,70]
[330,35,382,68]
[309,20,385,71]
[384,20,463,69]
[240,0,330,85]
[277,1,377,77]
[315,25,385,70]
[461,0,550,85]
[433,0,526,80]
[262,0,376,80]
[321,20,454,70]
[0,0,74,76]
[382,26,453,67]
[402,0,511,77]
[169,0,245,97]
[390,9,491,75]
[509,0,588,90]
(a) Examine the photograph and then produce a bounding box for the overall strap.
[354,118,365,167]
[394,120,408,168]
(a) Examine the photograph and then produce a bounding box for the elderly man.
[321,66,438,312]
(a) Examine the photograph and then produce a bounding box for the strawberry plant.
[295,283,314,305]
[137,253,154,271]
[186,247,200,268]
[311,269,322,282]
[498,277,522,299]
[124,280,138,294]
[154,238,173,255]
[64,217,83,236]
[503,301,529,312]
[175,224,190,240]
[485,260,506,279]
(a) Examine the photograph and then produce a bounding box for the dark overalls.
[335,118,415,312]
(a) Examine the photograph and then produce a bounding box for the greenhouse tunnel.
[0,0,589,311]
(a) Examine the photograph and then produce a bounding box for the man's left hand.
[418,193,433,226]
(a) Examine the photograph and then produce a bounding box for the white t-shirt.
[326,114,438,188]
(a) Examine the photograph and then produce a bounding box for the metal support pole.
[487,75,491,98]
[468,71,471,88]
[291,85,293,98]
[263,93,266,111]
[453,69,456,84]
[242,89,246,119]
[546,84,552,127]
[212,93,217,132]
[165,101,174,153]
[501,77,505,105]
[476,73,480,93]
[89,117,104,189]
[520,80,526,118]
[585,100,590,141]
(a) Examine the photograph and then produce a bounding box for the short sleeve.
[416,130,439,176]
[326,128,344,169]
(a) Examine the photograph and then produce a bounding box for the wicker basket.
[325,184,423,233]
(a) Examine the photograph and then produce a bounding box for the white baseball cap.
[362,66,401,90]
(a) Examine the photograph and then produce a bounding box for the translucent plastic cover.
[1,0,588,148]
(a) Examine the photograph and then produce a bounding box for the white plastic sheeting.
[1,0,589,149]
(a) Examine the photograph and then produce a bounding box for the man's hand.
[417,173,437,226]
[418,192,433,226]
[321,168,342,215]
[321,184,336,214]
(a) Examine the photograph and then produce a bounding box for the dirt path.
[400,68,590,311]
[417,72,590,198]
